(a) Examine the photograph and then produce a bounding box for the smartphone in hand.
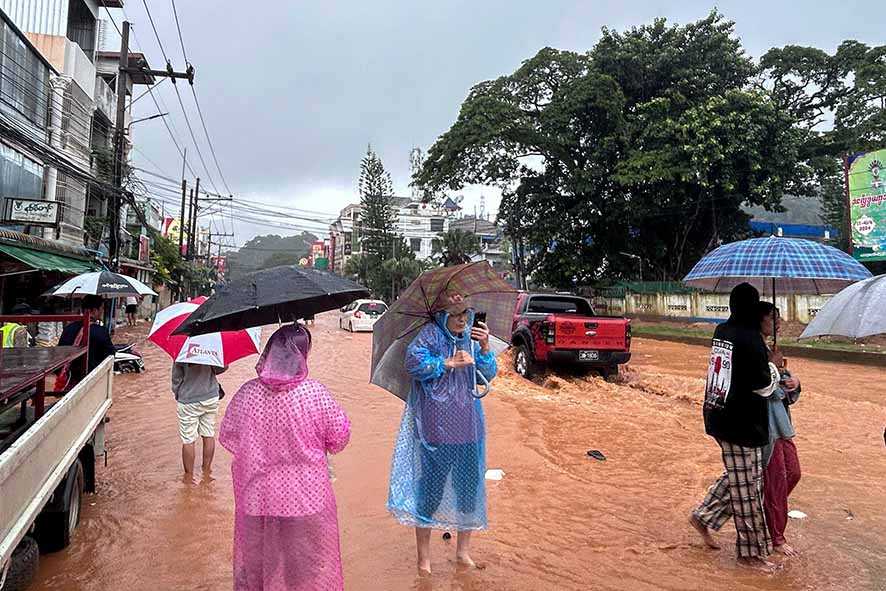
[474,311,487,325]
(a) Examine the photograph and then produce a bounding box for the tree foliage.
[150,234,182,286]
[358,145,398,258]
[345,238,426,302]
[416,11,886,286]
[433,229,480,266]
[759,41,886,252]
[150,234,218,296]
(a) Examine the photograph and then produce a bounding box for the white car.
[339,299,388,332]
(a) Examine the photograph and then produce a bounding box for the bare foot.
[417,559,431,576]
[456,554,486,570]
[774,544,799,557]
[689,515,721,549]
[737,556,782,573]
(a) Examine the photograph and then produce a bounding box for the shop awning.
[0,243,98,274]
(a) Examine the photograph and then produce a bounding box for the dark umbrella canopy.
[174,266,369,336]
[44,270,157,298]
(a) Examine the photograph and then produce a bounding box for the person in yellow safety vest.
[2,303,34,348]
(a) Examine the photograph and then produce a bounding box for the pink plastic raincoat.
[219,325,350,591]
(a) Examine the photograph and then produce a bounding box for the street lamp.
[619,251,643,283]
[127,111,168,132]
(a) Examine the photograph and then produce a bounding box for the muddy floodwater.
[30,314,886,590]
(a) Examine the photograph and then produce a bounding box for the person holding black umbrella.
[689,283,782,571]
[58,295,116,380]
[219,324,351,590]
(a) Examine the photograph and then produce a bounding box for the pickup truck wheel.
[36,459,84,553]
[514,345,536,379]
[602,365,619,382]
[2,536,38,591]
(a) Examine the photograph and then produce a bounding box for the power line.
[140,0,170,64]
[170,0,189,64]
[170,82,219,192]
[189,85,232,195]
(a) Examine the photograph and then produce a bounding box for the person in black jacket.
[58,295,116,381]
[689,283,781,570]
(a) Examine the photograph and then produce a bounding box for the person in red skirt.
[758,302,802,556]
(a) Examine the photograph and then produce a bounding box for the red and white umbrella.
[149,297,262,367]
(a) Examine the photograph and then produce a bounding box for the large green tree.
[415,12,807,286]
[759,41,886,254]
[358,145,398,258]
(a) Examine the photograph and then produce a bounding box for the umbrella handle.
[473,369,491,399]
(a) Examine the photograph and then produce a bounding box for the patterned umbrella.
[149,297,262,367]
[683,236,872,294]
[800,274,886,340]
[371,262,518,400]
[684,236,872,343]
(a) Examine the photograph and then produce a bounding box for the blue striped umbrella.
[683,236,872,295]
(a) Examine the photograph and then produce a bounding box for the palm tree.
[434,229,480,267]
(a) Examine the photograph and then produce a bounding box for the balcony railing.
[94,76,116,122]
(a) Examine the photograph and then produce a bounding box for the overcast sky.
[105,1,881,247]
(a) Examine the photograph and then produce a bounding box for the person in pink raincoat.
[219,324,351,591]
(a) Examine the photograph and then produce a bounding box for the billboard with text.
[849,149,886,262]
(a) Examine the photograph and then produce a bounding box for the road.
[30,314,886,590]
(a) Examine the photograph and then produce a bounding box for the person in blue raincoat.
[387,293,497,575]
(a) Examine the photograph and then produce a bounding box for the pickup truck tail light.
[541,321,555,345]
[625,323,632,349]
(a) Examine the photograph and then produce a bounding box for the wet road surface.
[30,314,886,590]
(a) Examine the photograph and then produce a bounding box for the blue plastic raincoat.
[387,310,497,530]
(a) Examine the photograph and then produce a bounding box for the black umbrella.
[174,266,369,337]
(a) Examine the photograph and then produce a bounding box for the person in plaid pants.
[689,283,781,570]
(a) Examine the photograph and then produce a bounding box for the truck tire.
[2,536,39,591]
[514,344,537,379]
[602,364,619,382]
[36,459,84,553]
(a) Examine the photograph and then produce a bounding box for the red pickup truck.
[510,293,631,379]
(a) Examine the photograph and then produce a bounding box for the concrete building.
[0,9,55,236]
[0,0,120,245]
[328,203,361,274]
[1,0,158,254]
[329,197,459,274]
[449,215,509,272]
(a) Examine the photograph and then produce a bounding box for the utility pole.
[111,22,195,269]
[109,21,130,272]
[178,179,188,256]
[189,178,201,260]
[187,186,196,259]
[178,146,188,256]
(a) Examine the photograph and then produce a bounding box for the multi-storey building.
[329,197,461,274]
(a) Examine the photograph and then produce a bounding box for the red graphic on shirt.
[705,339,733,408]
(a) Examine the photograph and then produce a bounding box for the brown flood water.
[31,314,886,590]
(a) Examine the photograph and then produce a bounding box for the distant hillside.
[225,232,318,280]
[745,195,825,226]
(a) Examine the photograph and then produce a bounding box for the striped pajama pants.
[693,440,773,559]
